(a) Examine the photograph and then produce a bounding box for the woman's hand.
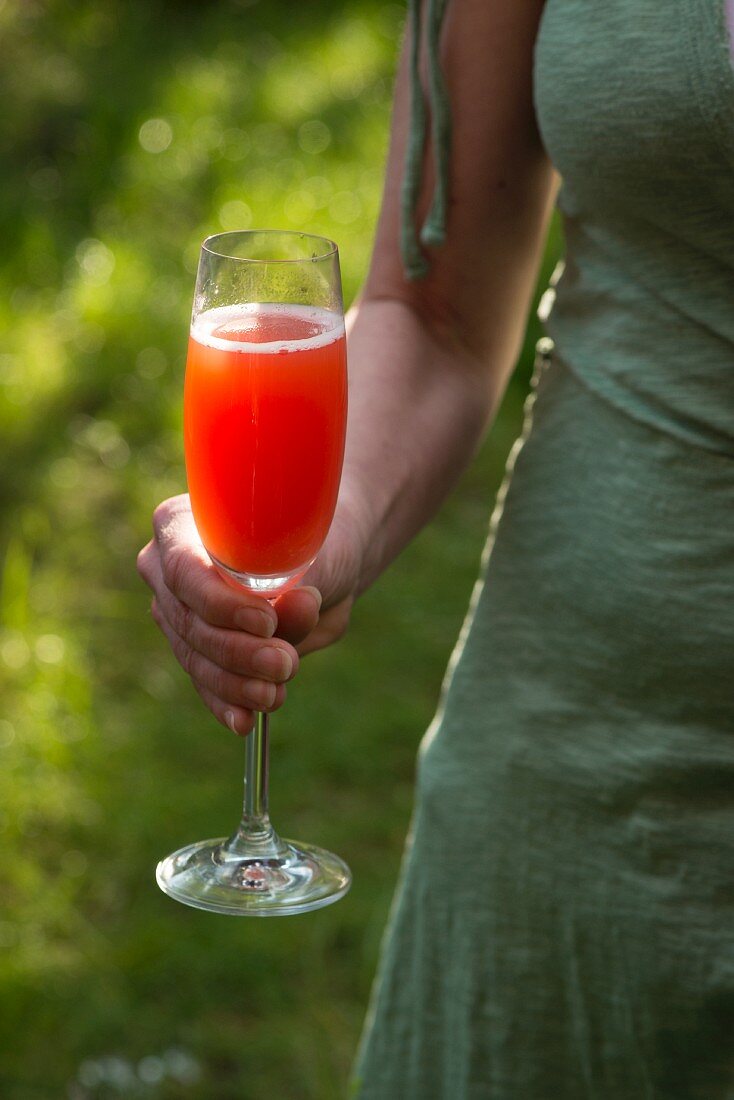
[137,494,363,736]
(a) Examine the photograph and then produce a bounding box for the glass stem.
[244,712,270,823]
[226,712,286,859]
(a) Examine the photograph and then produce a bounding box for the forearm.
[338,293,518,595]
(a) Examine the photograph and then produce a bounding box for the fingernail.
[225,710,238,734]
[301,585,323,611]
[253,646,293,681]
[248,680,276,708]
[235,607,276,638]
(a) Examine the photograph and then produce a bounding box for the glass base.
[210,554,313,598]
[156,836,351,916]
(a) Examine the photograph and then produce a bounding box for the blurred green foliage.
[0,0,560,1096]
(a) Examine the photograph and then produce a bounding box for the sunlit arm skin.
[137,0,556,735]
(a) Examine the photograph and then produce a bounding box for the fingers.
[190,680,255,738]
[138,499,296,678]
[139,496,301,733]
[138,495,278,636]
[152,578,298,679]
[152,599,289,728]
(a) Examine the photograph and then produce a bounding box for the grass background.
[0,1,560,1096]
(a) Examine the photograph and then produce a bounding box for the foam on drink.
[191,303,345,355]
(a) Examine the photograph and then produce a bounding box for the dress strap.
[401,0,452,280]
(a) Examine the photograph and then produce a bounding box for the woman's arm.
[295,0,555,642]
[138,0,556,730]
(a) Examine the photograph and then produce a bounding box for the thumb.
[273,585,322,646]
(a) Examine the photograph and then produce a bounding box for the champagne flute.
[156,230,351,916]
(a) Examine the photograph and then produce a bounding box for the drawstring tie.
[400,0,452,280]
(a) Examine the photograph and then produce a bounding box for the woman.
[138,1,734,1095]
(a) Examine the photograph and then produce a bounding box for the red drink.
[184,304,347,587]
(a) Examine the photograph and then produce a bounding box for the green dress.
[354,2,734,1096]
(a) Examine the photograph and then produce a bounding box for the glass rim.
[201,229,339,264]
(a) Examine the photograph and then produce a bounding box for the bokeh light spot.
[0,720,16,749]
[303,175,333,208]
[330,66,365,100]
[136,346,168,379]
[75,239,115,285]
[0,354,19,383]
[191,115,223,153]
[218,200,253,231]
[60,849,88,877]
[138,117,173,154]
[138,1056,165,1085]
[222,127,251,162]
[1,634,31,670]
[35,634,65,664]
[298,119,331,155]
[49,458,81,490]
[29,166,62,200]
